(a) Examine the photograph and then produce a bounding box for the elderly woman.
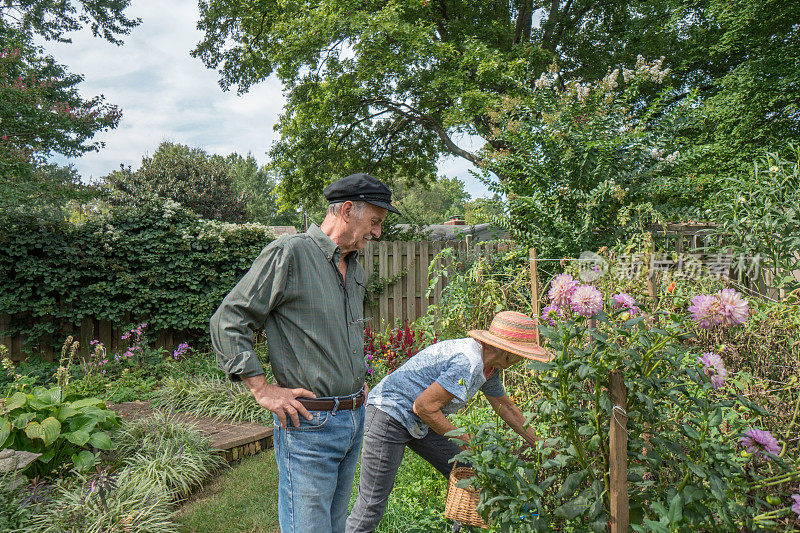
[346,311,551,533]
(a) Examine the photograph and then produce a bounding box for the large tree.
[193,0,799,212]
[226,152,302,226]
[0,1,139,210]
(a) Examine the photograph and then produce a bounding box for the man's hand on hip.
[241,374,316,428]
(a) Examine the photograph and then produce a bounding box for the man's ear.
[341,200,355,220]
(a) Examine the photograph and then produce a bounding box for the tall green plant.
[458,284,799,531]
[708,145,800,292]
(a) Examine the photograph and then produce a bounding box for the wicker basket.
[444,465,488,529]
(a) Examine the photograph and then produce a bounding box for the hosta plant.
[0,386,121,477]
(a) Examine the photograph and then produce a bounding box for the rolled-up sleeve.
[210,242,291,381]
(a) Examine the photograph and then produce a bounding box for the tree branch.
[514,0,533,44]
[378,99,484,166]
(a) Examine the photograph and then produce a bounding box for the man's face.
[348,202,387,250]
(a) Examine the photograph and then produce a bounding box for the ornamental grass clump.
[25,470,177,533]
[113,411,224,499]
[151,375,268,423]
[457,283,800,531]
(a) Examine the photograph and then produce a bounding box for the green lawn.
[176,447,451,532]
[176,452,281,533]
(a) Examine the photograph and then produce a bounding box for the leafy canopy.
[193,0,799,214]
[193,0,679,205]
[0,0,139,210]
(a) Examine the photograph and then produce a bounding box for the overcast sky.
[44,0,490,198]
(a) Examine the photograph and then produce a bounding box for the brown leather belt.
[297,390,366,411]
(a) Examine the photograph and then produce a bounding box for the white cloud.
[43,0,490,196]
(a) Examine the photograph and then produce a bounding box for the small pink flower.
[548,274,579,307]
[569,285,604,318]
[689,294,720,329]
[740,428,781,458]
[697,352,727,389]
[716,289,748,326]
[541,304,563,326]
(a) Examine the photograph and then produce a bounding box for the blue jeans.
[273,403,365,533]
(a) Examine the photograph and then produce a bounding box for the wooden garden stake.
[645,253,659,307]
[609,370,629,533]
[529,247,540,345]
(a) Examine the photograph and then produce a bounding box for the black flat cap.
[323,173,400,214]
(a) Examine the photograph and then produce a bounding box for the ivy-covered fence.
[0,201,275,360]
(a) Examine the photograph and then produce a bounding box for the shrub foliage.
[0,200,275,351]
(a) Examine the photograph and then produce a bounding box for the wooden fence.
[359,239,508,330]
[3,222,798,360]
[0,311,187,362]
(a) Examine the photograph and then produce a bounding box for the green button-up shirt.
[210,224,367,397]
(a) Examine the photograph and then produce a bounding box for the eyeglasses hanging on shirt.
[334,263,372,328]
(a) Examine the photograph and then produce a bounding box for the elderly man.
[346,311,551,533]
[210,173,398,533]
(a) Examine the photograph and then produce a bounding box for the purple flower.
[367,368,374,375]
[689,294,721,329]
[548,274,579,308]
[569,285,604,318]
[172,342,190,361]
[717,289,748,326]
[612,293,636,309]
[697,352,728,389]
[792,494,800,518]
[740,428,781,458]
[541,304,563,326]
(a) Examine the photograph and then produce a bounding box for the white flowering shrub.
[482,56,694,258]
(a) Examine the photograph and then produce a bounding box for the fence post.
[529,247,540,345]
[609,369,629,533]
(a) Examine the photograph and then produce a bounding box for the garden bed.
[107,401,273,462]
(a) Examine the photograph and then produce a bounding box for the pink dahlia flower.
[740,428,781,458]
[689,294,721,329]
[541,304,563,326]
[612,293,636,309]
[716,289,749,326]
[612,293,639,315]
[697,352,727,389]
[548,273,579,307]
[569,285,604,318]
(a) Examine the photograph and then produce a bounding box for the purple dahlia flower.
[740,428,781,458]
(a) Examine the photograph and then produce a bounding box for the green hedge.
[0,200,275,351]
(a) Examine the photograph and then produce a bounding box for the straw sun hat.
[468,311,552,363]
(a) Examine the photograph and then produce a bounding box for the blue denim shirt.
[367,338,505,438]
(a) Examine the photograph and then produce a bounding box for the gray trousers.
[346,405,463,533]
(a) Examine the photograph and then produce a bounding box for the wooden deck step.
[108,401,273,462]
